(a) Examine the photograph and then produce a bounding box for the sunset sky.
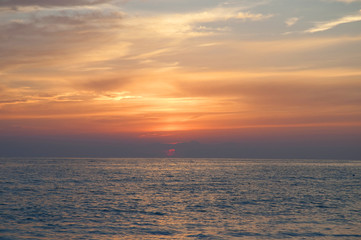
[1,0,361,158]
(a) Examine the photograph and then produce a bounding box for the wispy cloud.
[306,10,361,33]
[127,6,273,37]
[0,0,112,8]
[328,0,361,3]
[0,5,126,72]
[285,17,299,27]
[1,0,361,141]
[236,12,273,21]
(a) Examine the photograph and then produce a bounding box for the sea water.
[0,158,360,239]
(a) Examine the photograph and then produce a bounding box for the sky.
[1,0,361,158]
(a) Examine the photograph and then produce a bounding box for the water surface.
[1,158,360,239]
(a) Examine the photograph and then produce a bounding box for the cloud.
[1,0,360,138]
[1,68,360,139]
[0,0,112,8]
[0,7,126,72]
[0,99,29,105]
[306,10,361,33]
[33,11,123,26]
[236,12,273,21]
[130,6,273,37]
[75,77,132,93]
[328,0,361,3]
[172,70,361,109]
[285,17,299,27]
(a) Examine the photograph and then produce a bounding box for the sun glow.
[1,0,361,158]
[94,92,143,101]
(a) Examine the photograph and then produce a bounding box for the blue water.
[0,158,360,239]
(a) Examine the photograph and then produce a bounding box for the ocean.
[0,158,360,239]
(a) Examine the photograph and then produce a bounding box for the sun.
[166,149,176,157]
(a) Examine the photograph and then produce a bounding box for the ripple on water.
[0,158,360,239]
